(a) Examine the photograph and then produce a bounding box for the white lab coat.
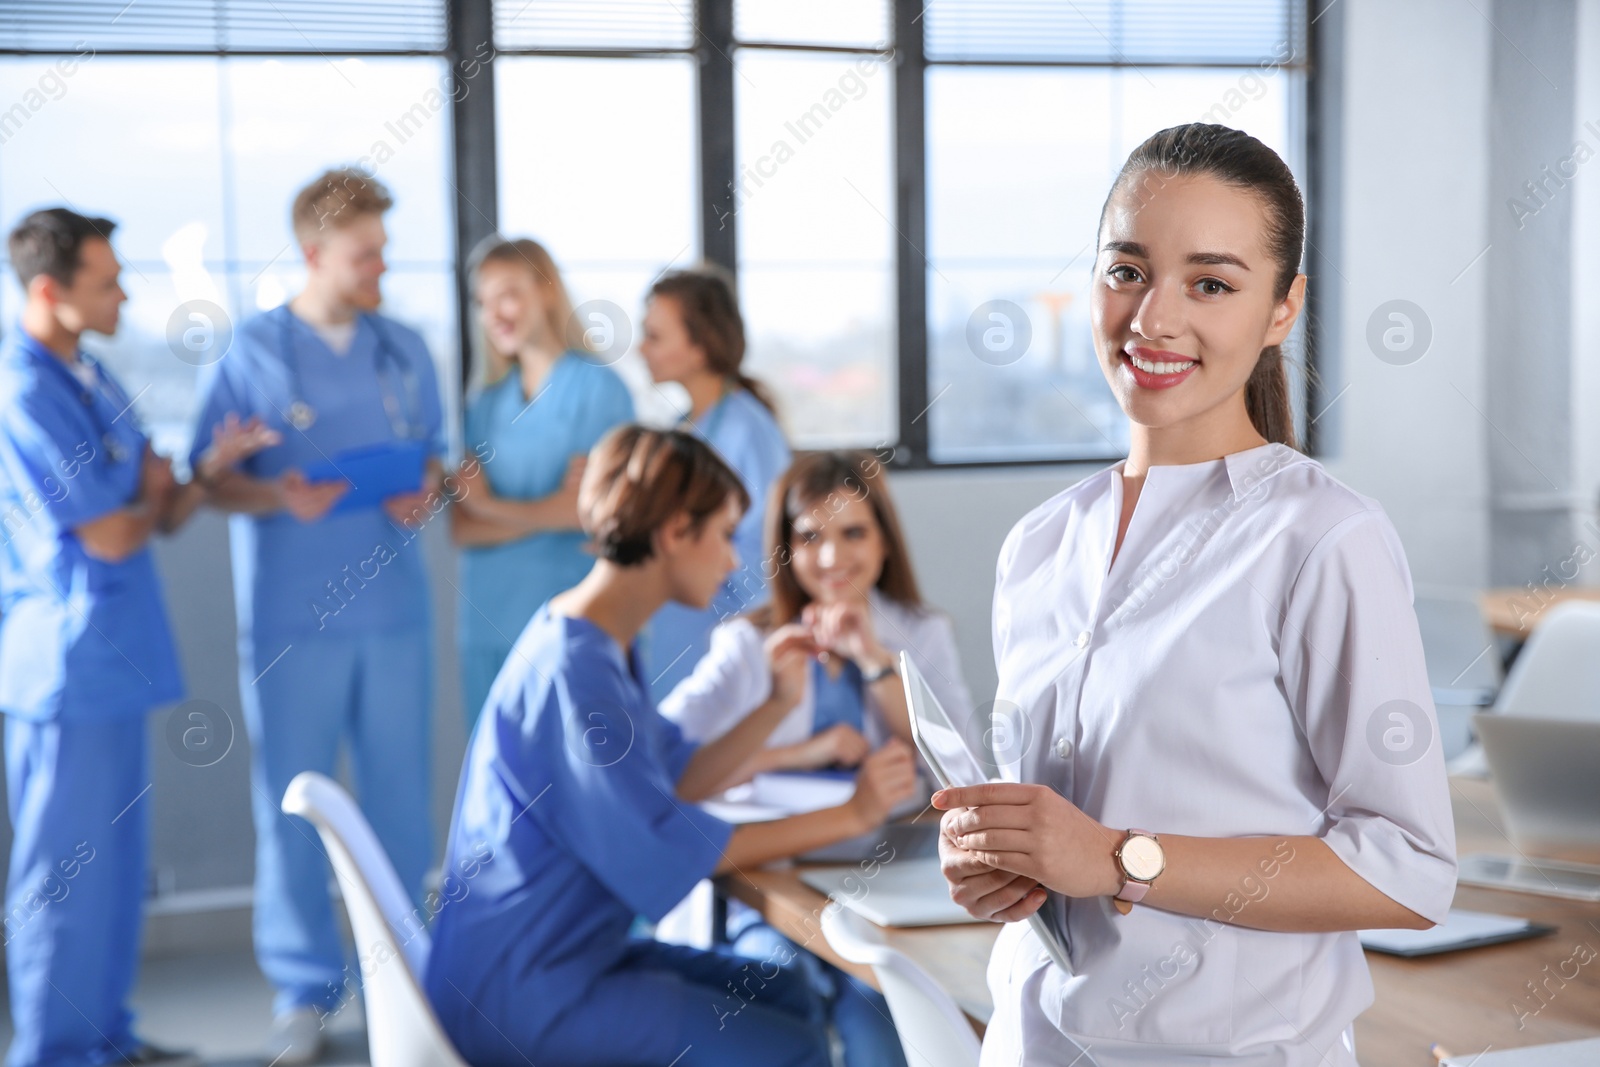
[660,588,973,752]
[981,442,1457,1067]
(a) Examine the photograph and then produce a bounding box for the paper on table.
[701,772,857,824]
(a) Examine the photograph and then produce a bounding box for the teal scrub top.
[645,386,790,701]
[0,326,183,721]
[458,352,634,650]
[425,603,732,1040]
[187,305,445,642]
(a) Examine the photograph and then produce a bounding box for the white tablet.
[899,652,1072,971]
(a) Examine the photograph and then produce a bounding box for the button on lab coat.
[981,443,1456,1066]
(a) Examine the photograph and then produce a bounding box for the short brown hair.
[579,425,750,567]
[756,450,922,629]
[291,167,394,244]
[8,207,116,287]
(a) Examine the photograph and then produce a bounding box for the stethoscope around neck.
[277,305,423,439]
[32,345,137,465]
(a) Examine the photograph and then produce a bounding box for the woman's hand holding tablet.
[933,782,1123,902]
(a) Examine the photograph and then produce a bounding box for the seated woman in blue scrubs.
[637,266,790,701]
[451,237,634,725]
[426,424,918,1067]
[661,449,974,1067]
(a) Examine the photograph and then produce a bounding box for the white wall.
[1572,0,1600,530]
[1319,0,1492,596]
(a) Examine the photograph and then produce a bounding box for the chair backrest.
[1414,595,1502,706]
[820,904,981,1067]
[280,772,468,1067]
[1494,601,1600,721]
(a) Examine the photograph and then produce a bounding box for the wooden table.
[1479,586,1600,638]
[717,778,1600,1065]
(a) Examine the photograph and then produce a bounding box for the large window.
[495,54,698,424]
[733,8,896,448]
[921,1,1306,464]
[0,0,1310,468]
[0,48,456,458]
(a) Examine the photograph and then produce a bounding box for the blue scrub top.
[646,386,789,700]
[0,326,182,721]
[188,305,445,641]
[426,603,732,1038]
[458,353,634,649]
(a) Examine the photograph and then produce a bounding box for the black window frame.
[0,0,1326,467]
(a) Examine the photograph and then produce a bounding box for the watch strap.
[1113,828,1159,914]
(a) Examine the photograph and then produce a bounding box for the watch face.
[1121,835,1165,881]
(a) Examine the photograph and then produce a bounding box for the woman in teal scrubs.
[452,238,634,725]
[637,266,789,702]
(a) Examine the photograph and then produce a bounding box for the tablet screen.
[902,653,989,789]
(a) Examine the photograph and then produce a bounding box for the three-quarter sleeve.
[657,618,771,743]
[1278,506,1458,924]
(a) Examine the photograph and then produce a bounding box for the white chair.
[1449,601,1600,776]
[280,772,470,1067]
[1491,600,1600,720]
[820,903,980,1067]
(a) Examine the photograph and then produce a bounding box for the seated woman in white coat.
[933,123,1456,1066]
[660,449,973,1067]
[661,448,971,783]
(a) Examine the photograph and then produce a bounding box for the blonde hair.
[290,167,393,245]
[467,236,587,388]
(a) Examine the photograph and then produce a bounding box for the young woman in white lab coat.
[662,448,972,780]
[660,449,972,1067]
[933,123,1457,1066]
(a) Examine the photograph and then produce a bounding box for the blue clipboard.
[302,441,427,515]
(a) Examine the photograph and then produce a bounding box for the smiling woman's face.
[1091,172,1303,438]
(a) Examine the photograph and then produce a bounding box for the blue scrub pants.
[453,938,830,1067]
[240,628,432,1015]
[4,715,147,1067]
[730,914,909,1067]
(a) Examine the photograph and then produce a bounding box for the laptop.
[797,819,939,864]
[799,858,974,927]
[1457,713,1600,899]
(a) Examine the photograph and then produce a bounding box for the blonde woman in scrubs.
[934,124,1456,1066]
[452,237,634,725]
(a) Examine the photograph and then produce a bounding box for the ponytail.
[732,371,777,416]
[1245,344,1296,449]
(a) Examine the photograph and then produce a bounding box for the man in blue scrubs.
[0,208,228,1067]
[190,169,445,1065]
